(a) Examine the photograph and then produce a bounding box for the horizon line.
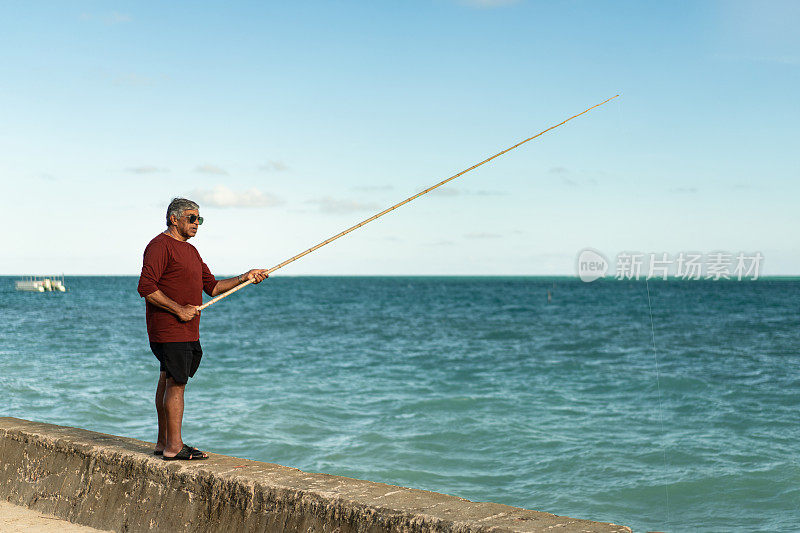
[2,274,798,280]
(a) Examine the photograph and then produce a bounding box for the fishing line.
[645,278,671,527]
[199,94,620,311]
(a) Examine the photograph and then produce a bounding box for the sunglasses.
[183,214,204,225]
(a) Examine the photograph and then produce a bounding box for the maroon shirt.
[137,233,218,342]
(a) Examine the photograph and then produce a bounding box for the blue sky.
[1,1,798,275]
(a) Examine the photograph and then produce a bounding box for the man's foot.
[153,442,166,455]
[162,444,208,461]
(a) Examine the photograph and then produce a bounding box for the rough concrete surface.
[0,417,631,533]
[0,501,111,532]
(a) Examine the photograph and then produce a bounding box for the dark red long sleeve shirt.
[137,233,218,342]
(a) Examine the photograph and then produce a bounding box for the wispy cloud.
[550,166,578,186]
[747,55,798,66]
[414,185,460,197]
[307,196,380,214]
[758,55,799,66]
[94,67,167,88]
[192,185,284,208]
[195,164,228,175]
[107,11,132,24]
[416,185,507,196]
[464,233,502,239]
[714,53,800,66]
[112,73,162,87]
[550,167,599,187]
[80,12,132,25]
[126,166,168,174]
[458,0,519,8]
[430,186,461,197]
[259,160,289,172]
[352,184,394,192]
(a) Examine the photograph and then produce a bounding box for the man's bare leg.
[162,377,186,457]
[154,371,167,453]
[162,377,208,459]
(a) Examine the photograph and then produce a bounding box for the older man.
[137,198,268,460]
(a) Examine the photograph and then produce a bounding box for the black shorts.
[150,341,203,384]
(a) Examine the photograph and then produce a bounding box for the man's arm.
[145,290,200,322]
[211,269,269,297]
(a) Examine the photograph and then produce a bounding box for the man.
[137,198,268,460]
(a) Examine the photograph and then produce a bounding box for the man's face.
[172,209,200,240]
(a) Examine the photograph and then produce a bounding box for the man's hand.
[177,304,201,322]
[145,290,201,321]
[243,269,269,284]
[211,270,270,297]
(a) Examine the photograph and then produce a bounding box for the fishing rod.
[199,94,619,311]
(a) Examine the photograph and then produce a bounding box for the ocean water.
[1,276,798,532]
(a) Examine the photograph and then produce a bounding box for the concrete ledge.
[0,500,110,532]
[0,417,630,532]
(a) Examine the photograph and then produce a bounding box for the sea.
[1,276,797,532]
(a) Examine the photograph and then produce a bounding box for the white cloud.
[464,232,502,239]
[113,73,157,87]
[431,186,461,196]
[107,12,132,24]
[259,160,289,172]
[307,196,381,214]
[80,12,132,25]
[714,52,800,66]
[352,184,394,192]
[416,185,460,197]
[95,68,168,88]
[416,185,506,196]
[126,166,168,174]
[458,0,519,8]
[548,167,598,187]
[715,2,800,66]
[192,185,284,208]
[195,164,229,175]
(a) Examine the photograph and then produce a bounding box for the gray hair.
[166,198,199,227]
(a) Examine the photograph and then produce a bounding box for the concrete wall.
[0,417,631,532]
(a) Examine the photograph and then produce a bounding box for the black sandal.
[162,444,208,461]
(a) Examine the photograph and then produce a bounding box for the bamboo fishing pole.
[198,94,619,311]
